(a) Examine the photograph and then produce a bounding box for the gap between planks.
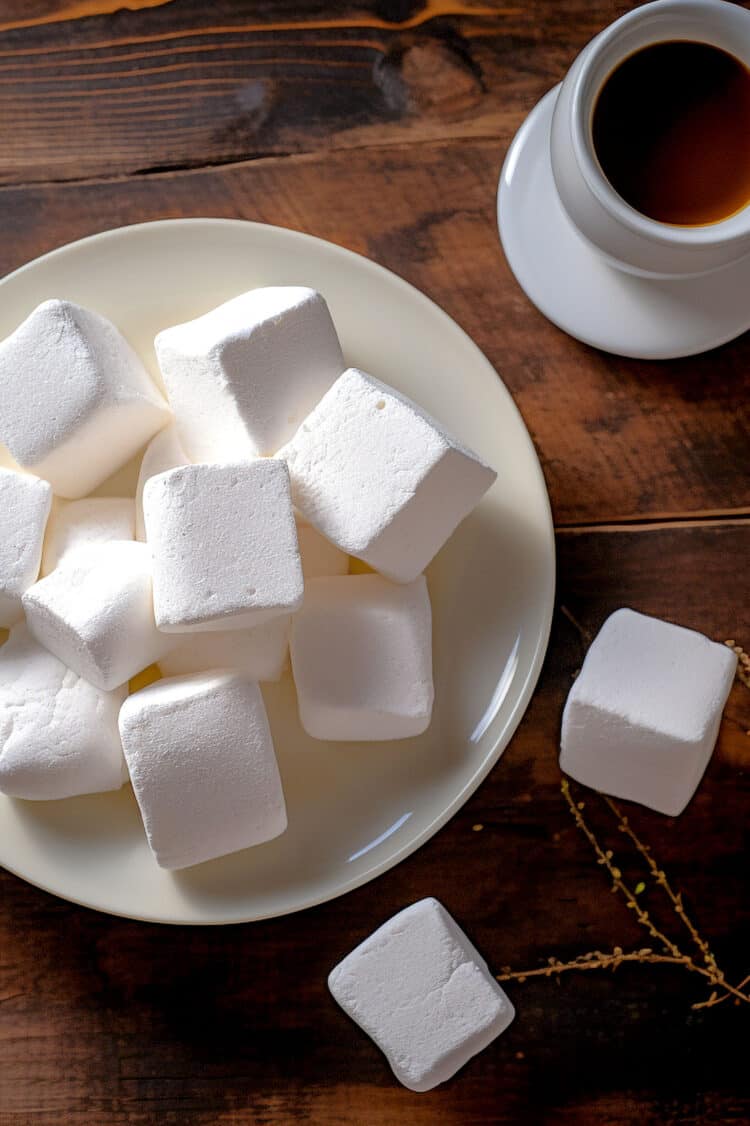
[556,510,750,535]
[0,132,510,193]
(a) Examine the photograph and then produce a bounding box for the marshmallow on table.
[158,614,291,680]
[155,287,344,460]
[119,671,287,869]
[0,300,170,498]
[277,368,496,583]
[41,497,135,576]
[144,459,303,633]
[296,516,348,579]
[135,424,188,541]
[560,608,737,816]
[23,541,173,691]
[0,468,52,627]
[290,574,433,740]
[329,897,515,1092]
[0,623,127,800]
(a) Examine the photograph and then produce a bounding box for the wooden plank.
[0,140,748,525]
[0,0,639,185]
[1,524,748,1125]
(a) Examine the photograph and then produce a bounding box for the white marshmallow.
[41,497,135,575]
[290,574,433,740]
[144,460,303,633]
[135,424,188,541]
[23,541,173,691]
[560,608,737,816]
[158,614,291,681]
[0,623,127,800]
[296,516,348,579]
[277,368,496,583]
[119,671,287,869]
[329,897,515,1092]
[0,300,171,498]
[0,468,52,627]
[155,287,344,460]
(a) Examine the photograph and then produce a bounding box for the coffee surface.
[592,40,750,226]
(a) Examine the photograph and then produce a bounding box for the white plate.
[498,86,750,359]
[0,219,554,924]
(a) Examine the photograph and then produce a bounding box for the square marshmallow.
[41,497,135,576]
[119,671,287,869]
[158,614,291,681]
[290,574,433,740]
[23,541,173,691]
[135,424,188,542]
[155,287,344,460]
[0,300,170,498]
[144,460,303,633]
[0,468,52,627]
[329,898,515,1092]
[0,623,127,800]
[277,368,497,583]
[560,608,737,816]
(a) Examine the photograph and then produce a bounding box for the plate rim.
[0,217,556,924]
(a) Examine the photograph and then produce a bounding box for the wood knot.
[403,41,483,116]
[375,38,484,119]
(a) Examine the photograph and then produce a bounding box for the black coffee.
[592,40,750,225]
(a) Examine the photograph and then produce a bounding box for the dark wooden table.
[1,3,748,1123]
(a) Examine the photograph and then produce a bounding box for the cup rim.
[570,0,750,248]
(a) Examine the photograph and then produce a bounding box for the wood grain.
[1,525,748,1126]
[0,0,632,185]
[0,140,748,526]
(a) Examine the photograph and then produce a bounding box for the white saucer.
[498,86,750,360]
[0,219,554,923]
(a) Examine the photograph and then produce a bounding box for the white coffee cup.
[550,0,750,279]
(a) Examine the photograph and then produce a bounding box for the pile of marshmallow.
[0,288,496,869]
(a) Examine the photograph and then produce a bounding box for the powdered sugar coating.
[560,608,738,816]
[0,299,170,497]
[277,368,496,583]
[0,623,127,800]
[328,897,515,1091]
[119,671,287,869]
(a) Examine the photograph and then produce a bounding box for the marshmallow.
[296,517,348,579]
[155,287,344,460]
[23,541,173,691]
[144,460,304,633]
[158,614,291,680]
[329,897,515,1092]
[119,671,287,869]
[135,424,188,541]
[0,468,52,627]
[290,574,433,740]
[277,368,496,583]
[0,623,127,800]
[41,497,135,575]
[560,608,737,816]
[0,299,170,498]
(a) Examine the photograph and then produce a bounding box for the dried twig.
[603,796,717,972]
[559,604,593,645]
[726,640,750,689]
[561,780,683,958]
[497,948,690,984]
[496,781,749,1009]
